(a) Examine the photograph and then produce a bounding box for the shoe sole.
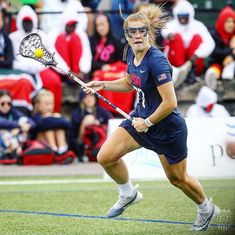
[190,205,221,231]
[107,191,143,218]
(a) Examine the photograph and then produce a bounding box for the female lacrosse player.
[85,5,220,231]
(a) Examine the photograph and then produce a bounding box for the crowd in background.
[0,0,234,163]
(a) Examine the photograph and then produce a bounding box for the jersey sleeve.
[149,54,173,86]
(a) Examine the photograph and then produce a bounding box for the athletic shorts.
[120,119,188,165]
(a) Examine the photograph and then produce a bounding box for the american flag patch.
[157,73,168,81]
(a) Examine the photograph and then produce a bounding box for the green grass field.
[0,176,234,235]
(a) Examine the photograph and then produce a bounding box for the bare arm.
[85,74,133,93]
[148,81,177,123]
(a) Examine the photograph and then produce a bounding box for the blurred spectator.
[205,6,235,90]
[48,8,92,82]
[40,0,88,33]
[69,90,112,162]
[90,13,124,76]
[89,13,135,116]
[81,0,100,9]
[83,6,95,37]
[0,71,38,114]
[0,9,37,114]
[161,0,215,88]
[9,5,62,113]
[97,0,135,43]
[0,89,35,160]
[186,86,230,118]
[0,1,17,33]
[186,85,232,160]
[31,89,71,156]
[0,10,13,68]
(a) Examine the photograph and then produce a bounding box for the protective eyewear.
[125,27,149,38]
[0,101,12,107]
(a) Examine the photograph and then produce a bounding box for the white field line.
[0,179,111,185]
[0,177,233,186]
[0,178,163,186]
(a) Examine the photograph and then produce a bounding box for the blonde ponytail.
[147,4,168,45]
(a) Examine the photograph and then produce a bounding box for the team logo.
[131,73,142,87]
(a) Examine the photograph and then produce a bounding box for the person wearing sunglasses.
[0,89,35,159]
[84,4,221,231]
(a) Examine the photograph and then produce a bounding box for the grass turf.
[0,177,234,235]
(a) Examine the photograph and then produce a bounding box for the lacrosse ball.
[34,48,44,58]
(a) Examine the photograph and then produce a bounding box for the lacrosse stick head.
[19,33,58,67]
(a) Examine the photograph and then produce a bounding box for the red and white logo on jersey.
[157,73,167,81]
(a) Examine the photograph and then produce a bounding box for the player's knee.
[96,149,115,167]
[97,150,108,166]
[168,175,186,188]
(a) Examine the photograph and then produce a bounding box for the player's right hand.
[84,81,105,94]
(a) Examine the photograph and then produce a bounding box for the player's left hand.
[132,117,148,132]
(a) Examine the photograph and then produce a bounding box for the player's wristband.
[144,117,154,127]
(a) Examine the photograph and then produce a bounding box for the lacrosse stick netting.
[19,33,131,120]
[19,33,57,66]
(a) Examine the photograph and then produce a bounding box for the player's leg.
[159,156,205,203]
[97,127,140,183]
[159,155,220,231]
[97,127,143,218]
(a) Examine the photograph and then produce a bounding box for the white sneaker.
[190,202,221,231]
[222,62,235,80]
[173,61,192,88]
[107,187,143,218]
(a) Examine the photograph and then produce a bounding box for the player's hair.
[122,4,168,46]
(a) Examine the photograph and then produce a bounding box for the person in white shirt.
[48,8,92,80]
[9,5,63,113]
[186,85,234,163]
[40,0,88,33]
[161,0,215,88]
[186,86,230,118]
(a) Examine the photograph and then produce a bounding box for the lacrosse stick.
[19,33,131,120]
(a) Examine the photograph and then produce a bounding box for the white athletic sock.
[51,146,58,152]
[197,198,211,213]
[57,145,68,154]
[118,180,135,198]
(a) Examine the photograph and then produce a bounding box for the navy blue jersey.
[120,46,188,164]
[127,46,174,117]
